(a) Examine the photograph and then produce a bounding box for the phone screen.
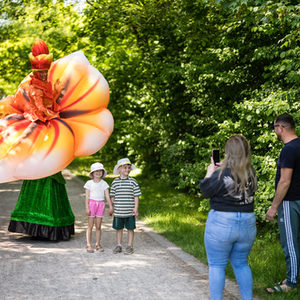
[212,149,220,165]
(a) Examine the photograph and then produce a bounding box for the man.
[266,113,300,294]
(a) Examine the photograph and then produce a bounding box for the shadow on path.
[0,170,248,300]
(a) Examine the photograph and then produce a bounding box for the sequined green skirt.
[8,172,75,241]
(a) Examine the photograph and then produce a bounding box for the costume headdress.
[28,38,53,71]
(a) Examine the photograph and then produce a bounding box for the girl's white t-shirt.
[84,179,109,201]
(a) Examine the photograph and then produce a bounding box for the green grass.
[138,176,208,262]
[68,157,300,299]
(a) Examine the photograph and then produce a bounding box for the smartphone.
[212,149,220,165]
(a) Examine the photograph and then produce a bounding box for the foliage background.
[0,0,299,230]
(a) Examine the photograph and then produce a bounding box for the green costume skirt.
[8,172,75,241]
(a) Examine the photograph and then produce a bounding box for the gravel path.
[0,170,256,300]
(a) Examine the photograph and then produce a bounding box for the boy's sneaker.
[124,246,134,255]
[113,245,122,254]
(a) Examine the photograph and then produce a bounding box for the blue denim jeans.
[204,210,257,300]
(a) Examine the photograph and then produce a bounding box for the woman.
[199,135,257,300]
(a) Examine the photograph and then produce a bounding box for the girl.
[84,162,113,253]
[199,135,257,300]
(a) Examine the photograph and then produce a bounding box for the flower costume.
[0,39,113,240]
[0,39,113,182]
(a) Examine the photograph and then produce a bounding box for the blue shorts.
[113,216,136,230]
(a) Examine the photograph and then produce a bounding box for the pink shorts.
[89,199,105,218]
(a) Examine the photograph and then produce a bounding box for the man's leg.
[278,201,300,288]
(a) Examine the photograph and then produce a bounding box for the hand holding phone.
[212,149,220,165]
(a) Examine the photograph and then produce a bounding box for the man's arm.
[266,168,293,221]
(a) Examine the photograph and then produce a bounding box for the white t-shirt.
[84,179,109,201]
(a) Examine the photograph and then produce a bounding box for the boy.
[110,158,142,254]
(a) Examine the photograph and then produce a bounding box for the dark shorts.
[113,216,136,230]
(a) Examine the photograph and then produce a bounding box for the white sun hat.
[89,162,107,178]
[113,158,136,175]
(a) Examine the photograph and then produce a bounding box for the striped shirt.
[110,177,142,218]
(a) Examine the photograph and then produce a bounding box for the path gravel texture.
[0,170,259,300]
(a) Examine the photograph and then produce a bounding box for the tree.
[0,0,86,97]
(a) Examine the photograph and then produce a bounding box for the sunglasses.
[271,124,286,130]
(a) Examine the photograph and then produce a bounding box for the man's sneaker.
[113,245,122,254]
[124,246,134,255]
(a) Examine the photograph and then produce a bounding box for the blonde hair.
[219,135,257,193]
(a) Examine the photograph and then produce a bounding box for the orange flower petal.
[0,118,75,182]
[14,121,75,180]
[49,51,109,112]
[63,109,114,156]
[60,108,114,135]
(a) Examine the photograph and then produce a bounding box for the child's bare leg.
[95,217,102,246]
[86,217,94,248]
[116,229,123,245]
[128,229,134,247]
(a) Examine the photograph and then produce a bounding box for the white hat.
[89,162,107,178]
[113,158,136,175]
